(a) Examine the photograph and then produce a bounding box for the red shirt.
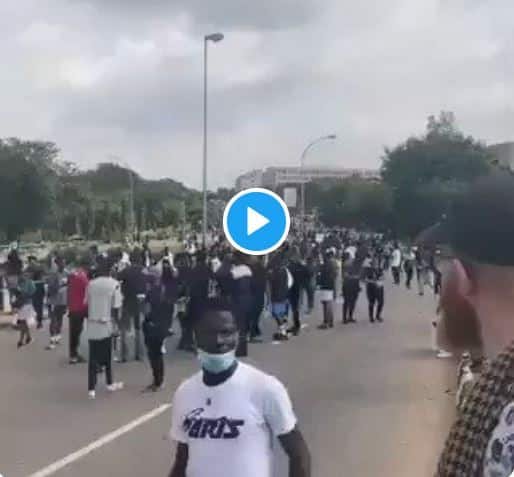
[67,268,89,314]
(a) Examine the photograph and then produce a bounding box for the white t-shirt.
[483,401,514,477]
[345,246,357,260]
[170,362,297,477]
[85,277,122,340]
[391,249,402,268]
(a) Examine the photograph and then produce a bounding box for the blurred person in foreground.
[420,173,514,477]
[168,298,310,477]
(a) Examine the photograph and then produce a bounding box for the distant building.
[488,142,514,171]
[235,169,263,190]
[235,166,380,190]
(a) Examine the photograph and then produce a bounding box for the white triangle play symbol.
[247,207,270,236]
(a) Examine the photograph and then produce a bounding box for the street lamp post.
[300,134,337,235]
[202,32,224,249]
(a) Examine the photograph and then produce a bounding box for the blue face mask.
[197,349,236,374]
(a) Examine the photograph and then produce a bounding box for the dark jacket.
[319,259,337,290]
[118,264,146,300]
[143,283,170,340]
[268,266,289,303]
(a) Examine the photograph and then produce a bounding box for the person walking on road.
[317,250,337,330]
[414,247,427,296]
[228,252,253,357]
[288,249,309,336]
[403,247,415,289]
[268,254,291,341]
[26,256,45,329]
[14,270,36,348]
[390,243,402,285]
[46,257,68,350]
[85,257,124,400]
[168,298,311,477]
[342,257,361,324]
[142,273,170,392]
[363,255,385,323]
[67,258,89,364]
[118,252,147,362]
[183,251,212,352]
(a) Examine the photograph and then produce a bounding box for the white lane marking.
[27,403,172,477]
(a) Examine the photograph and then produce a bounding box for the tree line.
[0,111,498,242]
[0,139,203,242]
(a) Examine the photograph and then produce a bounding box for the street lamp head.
[205,33,224,43]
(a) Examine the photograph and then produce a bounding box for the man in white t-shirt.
[390,243,402,285]
[85,257,124,400]
[168,299,310,477]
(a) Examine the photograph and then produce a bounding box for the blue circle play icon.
[223,188,291,255]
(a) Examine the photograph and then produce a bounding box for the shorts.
[318,289,334,303]
[271,302,289,319]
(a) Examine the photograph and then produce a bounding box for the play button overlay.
[223,188,290,255]
[247,207,270,236]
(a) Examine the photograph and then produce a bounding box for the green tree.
[381,111,492,235]
[0,139,56,240]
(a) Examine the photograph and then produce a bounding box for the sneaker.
[55,334,62,344]
[46,343,56,350]
[25,337,33,346]
[107,382,124,392]
[376,317,383,323]
[70,356,86,364]
[272,332,289,342]
[17,341,23,349]
[287,327,300,336]
[437,350,453,359]
[88,390,96,400]
[317,323,329,330]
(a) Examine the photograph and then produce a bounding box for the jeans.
[342,278,360,322]
[49,305,66,337]
[391,267,401,285]
[405,267,413,289]
[366,283,384,321]
[88,337,113,391]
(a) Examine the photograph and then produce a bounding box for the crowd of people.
[1,229,443,400]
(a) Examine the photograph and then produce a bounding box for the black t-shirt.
[118,265,146,299]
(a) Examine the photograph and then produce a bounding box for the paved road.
[0,279,455,477]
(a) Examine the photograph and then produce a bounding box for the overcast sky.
[1,0,512,189]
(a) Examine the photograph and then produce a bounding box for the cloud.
[0,0,512,189]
